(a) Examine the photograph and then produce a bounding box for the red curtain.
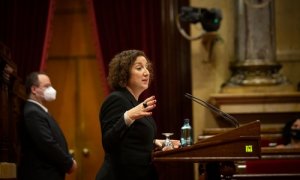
[86,0,162,79]
[87,0,192,130]
[0,0,55,80]
[87,0,193,134]
[86,0,166,125]
[87,0,168,135]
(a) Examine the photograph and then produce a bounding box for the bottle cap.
[184,118,190,123]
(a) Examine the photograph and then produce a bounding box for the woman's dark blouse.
[96,88,157,180]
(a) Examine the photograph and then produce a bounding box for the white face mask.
[43,86,57,101]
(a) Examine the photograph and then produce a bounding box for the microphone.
[184,93,239,127]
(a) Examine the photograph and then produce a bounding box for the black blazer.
[96,88,158,180]
[18,101,73,180]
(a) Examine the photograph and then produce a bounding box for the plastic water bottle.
[181,118,193,147]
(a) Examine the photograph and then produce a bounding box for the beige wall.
[189,0,300,179]
[276,0,300,86]
[190,0,235,135]
[190,0,300,136]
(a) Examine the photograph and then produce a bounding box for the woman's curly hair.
[107,50,153,90]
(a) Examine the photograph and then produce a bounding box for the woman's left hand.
[170,140,181,148]
[126,96,157,121]
[154,139,181,151]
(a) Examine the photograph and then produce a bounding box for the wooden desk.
[198,127,300,179]
[153,121,260,162]
[154,121,300,180]
[261,146,300,159]
[234,147,300,180]
[153,121,261,180]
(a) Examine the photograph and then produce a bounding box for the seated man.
[276,118,300,148]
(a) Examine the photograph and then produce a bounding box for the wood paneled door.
[45,58,106,180]
[45,0,107,178]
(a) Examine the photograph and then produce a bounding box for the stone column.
[222,0,294,93]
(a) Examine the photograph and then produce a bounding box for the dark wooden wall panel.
[155,0,194,180]
[0,43,26,179]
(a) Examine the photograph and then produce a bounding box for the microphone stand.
[185,93,239,128]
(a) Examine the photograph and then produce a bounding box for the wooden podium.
[152,120,261,179]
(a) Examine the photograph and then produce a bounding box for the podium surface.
[153,120,261,162]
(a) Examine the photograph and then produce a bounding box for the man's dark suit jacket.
[18,101,73,180]
[96,88,158,180]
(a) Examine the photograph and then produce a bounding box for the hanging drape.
[86,0,162,98]
[86,0,162,73]
[0,0,55,172]
[0,0,55,79]
[86,0,167,135]
[87,0,192,133]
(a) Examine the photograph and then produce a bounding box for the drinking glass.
[162,133,174,150]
